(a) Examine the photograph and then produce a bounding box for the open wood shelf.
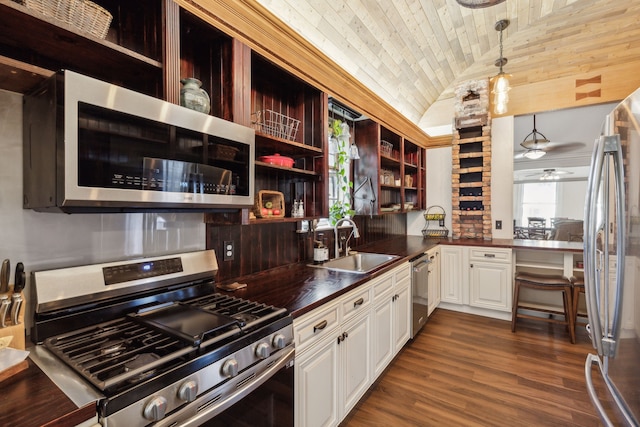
[0,0,162,95]
[255,161,321,177]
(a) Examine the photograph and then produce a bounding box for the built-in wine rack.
[451,121,492,239]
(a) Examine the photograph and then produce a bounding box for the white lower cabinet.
[294,261,411,427]
[295,331,339,427]
[427,247,441,316]
[392,268,411,353]
[340,310,371,416]
[440,245,513,316]
[468,247,512,312]
[440,245,466,305]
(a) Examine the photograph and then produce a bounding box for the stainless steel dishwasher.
[411,253,431,338]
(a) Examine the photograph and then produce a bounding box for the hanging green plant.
[329,119,355,225]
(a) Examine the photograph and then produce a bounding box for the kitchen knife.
[13,262,24,294]
[0,259,9,293]
[10,293,22,325]
[0,296,9,327]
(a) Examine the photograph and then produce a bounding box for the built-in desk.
[437,238,583,320]
[511,240,584,314]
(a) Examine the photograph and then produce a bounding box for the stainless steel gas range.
[29,250,294,427]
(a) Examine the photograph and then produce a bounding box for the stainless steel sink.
[310,252,400,274]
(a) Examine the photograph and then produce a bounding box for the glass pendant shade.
[493,73,510,93]
[523,149,546,160]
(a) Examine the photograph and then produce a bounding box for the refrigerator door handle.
[584,136,607,354]
[585,354,615,427]
[586,353,639,427]
[608,134,626,358]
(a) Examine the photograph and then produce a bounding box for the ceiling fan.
[514,115,586,160]
[525,168,573,180]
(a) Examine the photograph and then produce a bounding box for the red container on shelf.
[258,153,294,168]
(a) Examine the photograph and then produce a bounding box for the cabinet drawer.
[469,248,511,263]
[341,286,371,321]
[394,263,411,283]
[293,301,340,353]
[371,270,395,302]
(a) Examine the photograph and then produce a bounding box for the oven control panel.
[103,257,183,285]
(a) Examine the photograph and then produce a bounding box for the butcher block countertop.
[0,236,583,426]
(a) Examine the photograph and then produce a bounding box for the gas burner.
[232,313,258,324]
[124,353,160,383]
[99,339,127,357]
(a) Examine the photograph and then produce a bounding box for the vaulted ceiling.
[254,0,640,132]
[181,0,640,144]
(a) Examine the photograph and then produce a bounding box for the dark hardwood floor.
[342,309,611,427]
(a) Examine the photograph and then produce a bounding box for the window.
[515,181,557,227]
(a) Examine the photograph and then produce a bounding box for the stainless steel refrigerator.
[584,87,640,426]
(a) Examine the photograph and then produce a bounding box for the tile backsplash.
[0,89,206,331]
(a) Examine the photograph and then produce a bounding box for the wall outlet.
[495,220,502,230]
[223,241,234,261]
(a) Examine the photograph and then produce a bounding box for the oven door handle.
[161,346,295,427]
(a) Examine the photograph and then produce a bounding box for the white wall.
[0,89,206,328]
[407,146,453,236]
[491,116,514,239]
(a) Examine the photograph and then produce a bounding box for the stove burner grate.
[44,317,195,392]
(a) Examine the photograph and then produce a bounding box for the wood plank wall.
[207,214,407,281]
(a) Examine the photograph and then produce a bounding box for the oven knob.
[255,342,271,359]
[222,358,239,377]
[272,333,287,350]
[143,396,168,421]
[178,380,198,402]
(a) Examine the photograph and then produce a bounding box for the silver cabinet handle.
[353,297,364,307]
[313,320,328,333]
[483,253,496,258]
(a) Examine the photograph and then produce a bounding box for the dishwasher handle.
[413,258,431,273]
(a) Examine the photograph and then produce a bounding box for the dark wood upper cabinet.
[250,53,327,219]
[354,120,426,214]
[0,0,421,220]
[179,8,235,121]
[0,0,162,96]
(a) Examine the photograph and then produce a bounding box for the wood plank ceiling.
[180,0,640,144]
[254,0,640,132]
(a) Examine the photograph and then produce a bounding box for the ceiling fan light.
[523,149,546,160]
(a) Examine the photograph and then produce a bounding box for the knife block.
[0,286,25,351]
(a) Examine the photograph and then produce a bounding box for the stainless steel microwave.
[23,70,255,213]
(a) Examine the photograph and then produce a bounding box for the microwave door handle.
[584,135,606,355]
[606,135,626,357]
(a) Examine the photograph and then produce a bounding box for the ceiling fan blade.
[544,141,586,153]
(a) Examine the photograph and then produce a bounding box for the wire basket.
[251,109,300,141]
[213,145,239,161]
[422,229,449,238]
[422,205,448,239]
[22,0,113,39]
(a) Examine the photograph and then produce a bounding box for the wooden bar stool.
[511,272,575,344]
[571,277,586,335]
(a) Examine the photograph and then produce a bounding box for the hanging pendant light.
[456,0,506,8]
[490,19,511,115]
[521,115,550,159]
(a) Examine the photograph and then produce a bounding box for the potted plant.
[329,119,355,225]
